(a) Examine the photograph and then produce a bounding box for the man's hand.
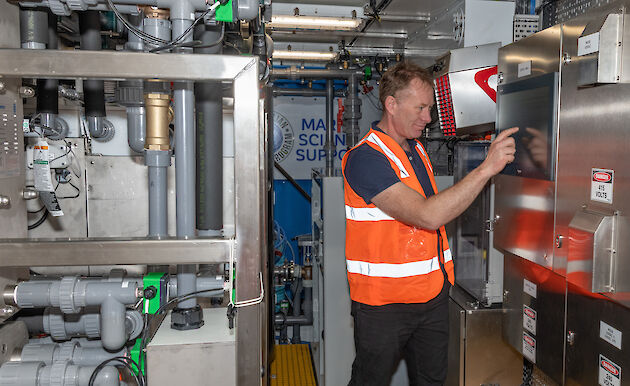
[478,127,518,178]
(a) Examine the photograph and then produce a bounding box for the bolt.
[0,81,5,94]
[0,306,16,316]
[19,86,35,98]
[0,195,9,208]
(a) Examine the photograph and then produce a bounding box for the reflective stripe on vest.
[415,143,432,173]
[365,133,410,179]
[345,205,394,221]
[347,248,453,278]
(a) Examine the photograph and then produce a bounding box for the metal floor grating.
[270,344,317,386]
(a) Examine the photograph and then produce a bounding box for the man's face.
[388,78,434,139]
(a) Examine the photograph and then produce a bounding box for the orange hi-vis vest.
[341,128,455,306]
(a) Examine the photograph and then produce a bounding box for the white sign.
[591,168,614,204]
[599,354,621,386]
[518,61,532,78]
[600,321,622,350]
[272,95,385,180]
[524,278,537,298]
[578,32,600,56]
[523,332,536,363]
[523,305,537,335]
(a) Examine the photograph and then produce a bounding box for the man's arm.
[371,127,519,230]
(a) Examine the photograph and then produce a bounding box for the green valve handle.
[216,0,236,22]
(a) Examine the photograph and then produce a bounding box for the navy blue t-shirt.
[344,124,436,205]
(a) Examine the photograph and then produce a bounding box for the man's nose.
[421,109,431,123]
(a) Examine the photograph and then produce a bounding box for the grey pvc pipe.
[172,12,198,311]
[291,279,303,342]
[12,277,138,350]
[141,13,171,240]
[325,80,334,176]
[125,13,143,51]
[29,337,111,348]
[80,11,110,141]
[194,24,223,234]
[237,0,259,21]
[142,17,171,51]
[148,162,169,236]
[0,361,121,386]
[168,276,224,297]
[20,8,48,49]
[100,297,126,351]
[122,15,146,154]
[275,281,313,327]
[146,150,170,237]
[37,308,142,341]
[20,341,127,366]
[78,365,121,386]
[126,106,146,153]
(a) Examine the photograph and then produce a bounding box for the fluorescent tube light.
[269,15,361,31]
[272,50,338,61]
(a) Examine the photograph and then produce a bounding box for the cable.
[27,210,48,230]
[150,23,226,53]
[56,180,80,199]
[192,24,225,48]
[223,41,242,54]
[147,2,222,53]
[28,206,46,214]
[106,0,168,45]
[89,356,144,386]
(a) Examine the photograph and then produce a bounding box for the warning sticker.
[523,305,537,335]
[523,332,536,363]
[591,168,614,204]
[599,354,621,386]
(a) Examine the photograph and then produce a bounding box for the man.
[342,61,517,385]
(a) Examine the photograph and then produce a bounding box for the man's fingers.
[495,127,519,141]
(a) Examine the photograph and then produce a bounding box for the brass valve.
[144,93,172,151]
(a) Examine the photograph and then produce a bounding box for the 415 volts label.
[591,168,614,204]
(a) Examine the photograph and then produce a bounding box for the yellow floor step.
[270,344,317,386]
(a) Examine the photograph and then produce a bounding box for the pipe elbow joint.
[99,296,127,351]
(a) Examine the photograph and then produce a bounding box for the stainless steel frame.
[0,49,265,385]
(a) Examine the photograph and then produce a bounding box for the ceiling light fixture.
[269,15,361,31]
[272,50,338,61]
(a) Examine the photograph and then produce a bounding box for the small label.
[599,354,621,386]
[22,119,29,133]
[578,32,600,56]
[523,305,537,335]
[591,168,614,204]
[523,332,536,363]
[33,141,54,192]
[524,278,537,298]
[518,61,532,77]
[600,321,622,350]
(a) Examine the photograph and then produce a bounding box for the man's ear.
[384,95,396,115]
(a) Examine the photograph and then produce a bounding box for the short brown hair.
[379,61,433,108]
